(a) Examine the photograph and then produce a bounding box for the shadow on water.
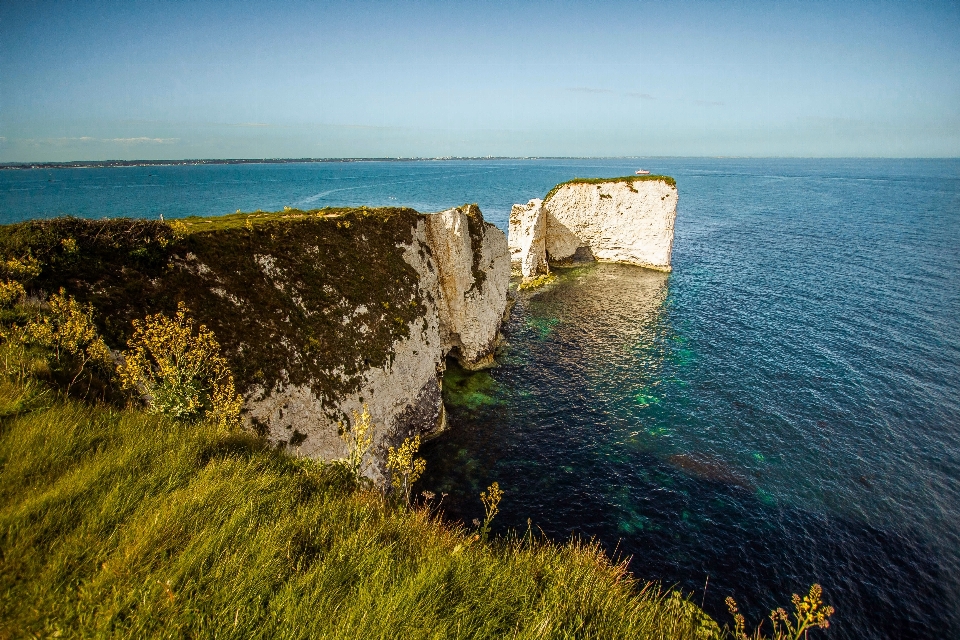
[419,262,959,640]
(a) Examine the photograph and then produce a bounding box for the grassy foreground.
[0,378,718,639]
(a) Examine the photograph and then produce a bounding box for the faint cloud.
[568,87,656,100]
[694,100,725,106]
[107,137,178,144]
[22,136,178,145]
[567,86,616,94]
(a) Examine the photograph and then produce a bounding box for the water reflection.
[419,261,958,639]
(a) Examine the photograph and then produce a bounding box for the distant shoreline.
[0,157,641,170]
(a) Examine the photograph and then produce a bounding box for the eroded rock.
[509,177,678,274]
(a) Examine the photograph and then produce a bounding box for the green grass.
[543,175,677,203]
[0,374,719,639]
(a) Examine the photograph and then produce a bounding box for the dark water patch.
[423,246,960,640]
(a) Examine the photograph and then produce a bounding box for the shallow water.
[3,158,959,638]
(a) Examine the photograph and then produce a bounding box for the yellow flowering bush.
[726,583,834,640]
[479,481,503,541]
[168,220,189,240]
[24,289,112,392]
[0,255,40,310]
[386,434,426,506]
[2,255,41,280]
[0,279,25,308]
[340,404,374,480]
[118,302,242,430]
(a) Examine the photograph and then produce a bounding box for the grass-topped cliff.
[0,209,835,639]
[543,175,676,203]
[0,208,431,421]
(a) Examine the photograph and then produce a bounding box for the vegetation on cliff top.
[543,175,677,203]
[0,208,431,427]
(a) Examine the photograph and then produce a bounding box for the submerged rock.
[509,177,678,277]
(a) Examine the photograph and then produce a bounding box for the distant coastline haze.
[1,0,959,161]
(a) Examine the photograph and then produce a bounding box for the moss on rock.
[0,208,429,407]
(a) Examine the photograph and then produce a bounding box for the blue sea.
[2,158,959,639]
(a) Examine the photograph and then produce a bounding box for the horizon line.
[3,156,959,169]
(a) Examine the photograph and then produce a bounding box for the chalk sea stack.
[509,176,678,277]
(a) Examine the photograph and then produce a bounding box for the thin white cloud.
[568,87,656,100]
[107,137,179,144]
[567,86,616,94]
[21,136,179,145]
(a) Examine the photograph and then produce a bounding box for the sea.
[2,158,958,639]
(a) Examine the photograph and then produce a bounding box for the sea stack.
[509,176,678,277]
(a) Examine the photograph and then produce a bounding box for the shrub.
[479,481,503,542]
[725,583,834,640]
[386,434,426,506]
[118,302,242,430]
[23,289,112,393]
[0,279,25,308]
[340,404,374,481]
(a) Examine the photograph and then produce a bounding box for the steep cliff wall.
[509,176,677,276]
[0,205,509,480]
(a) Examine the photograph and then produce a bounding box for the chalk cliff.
[509,177,677,276]
[2,206,509,482]
[247,205,510,479]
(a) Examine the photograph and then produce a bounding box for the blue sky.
[2,0,959,160]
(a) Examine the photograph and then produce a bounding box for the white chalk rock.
[508,199,549,278]
[245,205,509,483]
[426,204,511,369]
[509,178,678,272]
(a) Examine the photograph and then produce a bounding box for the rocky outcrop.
[509,177,677,276]
[508,199,549,278]
[426,204,511,370]
[3,206,509,483]
[245,205,510,480]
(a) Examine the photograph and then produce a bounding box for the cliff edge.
[509,176,677,277]
[0,205,509,481]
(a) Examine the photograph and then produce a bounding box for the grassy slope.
[0,378,718,639]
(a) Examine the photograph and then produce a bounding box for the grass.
[517,274,557,290]
[543,175,676,203]
[0,371,719,639]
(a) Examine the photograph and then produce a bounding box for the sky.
[1,0,959,160]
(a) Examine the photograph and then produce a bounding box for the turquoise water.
[3,158,959,638]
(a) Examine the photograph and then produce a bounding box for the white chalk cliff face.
[245,205,510,482]
[509,178,677,276]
